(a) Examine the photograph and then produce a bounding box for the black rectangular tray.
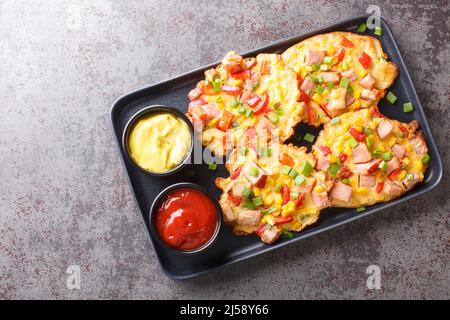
[111,15,443,279]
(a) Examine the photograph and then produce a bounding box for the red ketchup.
[155,188,218,251]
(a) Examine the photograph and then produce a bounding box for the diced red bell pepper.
[252,92,269,115]
[338,152,348,164]
[376,182,384,193]
[335,47,345,62]
[188,87,203,101]
[231,69,251,80]
[358,51,372,69]
[297,75,304,87]
[281,185,290,205]
[254,175,267,188]
[299,90,310,104]
[294,193,305,207]
[274,216,293,225]
[216,110,234,131]
[255,224,267,237]
[221,84,241,95]
[341,37,354,48]
[231,166,242,180]
[370,107,385,118]
[247,95,261,108]
[388,168,402,181]
[308,105,317,125]
[399,124,409,135]
[349,127,366,142]
[339,165,353,179]
[368,159,382,174]
[280,153,295,166]
[318,145,332,157]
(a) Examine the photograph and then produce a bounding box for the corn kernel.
[274,194,283,205]
[327,154,337,163]
[358,69,368,78]
[414,160,423,172]
[397,170,407,181]
[281,201,296,217]
[313,185,324,193]
[208,118,218,127]
[353,89,361,99]
[263,194,274,206]
[403,157,410,165]
[327,45,336,55]
[312,93,324,105]
[230,79,243,87]
[253,187,261,196]
[355,187,369,195]
[292,221,302,231]
[342,122,350,132]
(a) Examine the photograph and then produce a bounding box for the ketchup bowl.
[149,183,222,255]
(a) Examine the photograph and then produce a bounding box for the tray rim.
[110,14,443,280]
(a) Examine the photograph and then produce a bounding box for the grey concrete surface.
[0,0,448,299]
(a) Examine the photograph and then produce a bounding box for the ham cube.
[346,92,355,106]
[306,49,325,65]
[260,227,281,244]
[354,159,381,175]
[312,192,330,209]
[358,175,376,188]
[331,181,353,202]
[237,209,261,227]
[377,120,393,139]
[386,156,400,175]
[409,136,428,156]
[361,88,377,101]
[243,162,267,186]
[383,181,404,197]
[359,74,376,89]
[341,69,357,82]
[391,144,406,159]
[202,104,221,122]
[300,76,315,92]
[315,152,330,171]
[221,202,236,223]
[222,51,243,74]
[402,172,420,190]
[352,143,372,163]
[320,72,339,83]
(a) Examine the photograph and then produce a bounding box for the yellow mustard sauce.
[128,113,191,172]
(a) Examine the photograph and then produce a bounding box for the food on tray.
[186,51,304,156]
[282,31,398,126]
[155,188,218,251]
[127,112,192,173]
[313,107,429,207]
[215,142,332,244]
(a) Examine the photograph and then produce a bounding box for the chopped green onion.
[300,160,313,177]
[240,147,247,156]
[356,206,366,213]
[403,102,414,113]
[328,163,340,176]
[304,133,315,143]
[365,136,373,148]
[274,108,283,116]
[295,174,305,186]
[378,160,388,172]
[266,147,272,157]
[262,207,277,215]
[327,81,335,90]
[244,198,256,209]
[310,76,319,83]
[348,137,358,148]
[421,153,430,164]
[238,106,245,114]
[212,81,221,92]
[357,23,367,33]
[311,62,319,71]
[230,98,239,108]
[252,197,263,206]
[288,168,299,179]
[301,214,311,221]
[400,163,408,170]
[317,76,324,83]
[386,91,397,104]
[241,186,251,198]
[244,108,253,117]
[406,173,414,181]
[208,162,217,170]
[342,61,349,70]
[315,85,325,94]
[215,96,223,103]
[363,127,373,134]
[347,85,354,95]
[290,191,299,199]
[320,64,329,71]
[249,167,259,177]
[281,165,292,175]
[342,178,350,184]
[323,56,333,64]
[252,82,260,89]
[231,121,239,128]
[374,27,383,36]
[282,230,294,239]
[372,150,384,158]
[382,151,394,161]
[339,77,349,88]
[274,183,283,192]
[330,117,340,125]
[295,134,303,141]
[269,114,279,124]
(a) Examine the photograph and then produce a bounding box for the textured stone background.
[0,0,448,299]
